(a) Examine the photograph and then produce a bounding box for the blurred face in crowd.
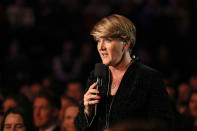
[31,83,42,95]
[166,87,175,101]
[42,77,51,88]
[178,83,190,102]
[33,97,54,129]
[62,106,79,131]
[65,82,82,103]
[190,76,197,90]
[3,113,26,131]
[59,98,73,122]
[3,99,17,113]
[189,93,197,117]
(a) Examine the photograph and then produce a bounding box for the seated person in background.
[2,93,33,126]
[189,74,197,90]
[187,90,197,131]
[33,91,60,131]
[59,96,78,122]
[2,95,17,113]
[64,81,83,104]
[1,107,35,131]
[61,101,79,131]
[2,93,32,114]
[176,90,197,131]
[176,83,191,116]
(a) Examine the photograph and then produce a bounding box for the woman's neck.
[109,53,132,95]
[109,53,132,76]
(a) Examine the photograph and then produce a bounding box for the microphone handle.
[95,77,101,116]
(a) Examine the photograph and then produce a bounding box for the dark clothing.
[181,117,197,131]
[35,125,61,131]
[53,126,61,131]
[75,59,174,131]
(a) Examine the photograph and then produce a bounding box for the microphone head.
[94,63,106,78]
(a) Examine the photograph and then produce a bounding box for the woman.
[75,14,173,131]
[1,107,34,131]
[62,103,79,131]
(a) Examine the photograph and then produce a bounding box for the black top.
[75,59,174,131]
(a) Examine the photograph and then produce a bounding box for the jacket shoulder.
[137,62,162,78]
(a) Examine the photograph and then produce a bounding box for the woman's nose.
[99,41,105,50]
[11,127,15,131]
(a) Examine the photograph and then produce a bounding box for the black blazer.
[36,125,61,131]
[53,125,61,131]
[75,59,174,131]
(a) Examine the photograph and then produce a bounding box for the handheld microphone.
[94,63,106,116]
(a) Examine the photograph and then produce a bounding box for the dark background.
[0,0,196,92]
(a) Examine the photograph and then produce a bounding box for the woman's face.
[3,113,26,131]
[189,94,197,117]
[96,38,125,66]
[63,106,79,131]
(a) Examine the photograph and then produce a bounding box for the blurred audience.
[64,81,83,104]
[59,96,78,123]
[2,97,17,113]
[6,0,35,28]
[3,40,30,92]
[82,0,110,34]
[187,90,197,131]
[2,93,32,115]
[0,0,196,131]
[166,86,176,102]
[1,107,35,131]
[71,41,95,84]
[33,91,60,131]
[190,75,197,91]
[176,82,191,115]
[61,99,79,131]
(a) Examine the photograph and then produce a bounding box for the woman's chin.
[102,61,110,66]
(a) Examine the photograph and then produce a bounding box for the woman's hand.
[84,82,101,116]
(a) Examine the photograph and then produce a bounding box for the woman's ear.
[125,40,131,49]
[122,40,130,52]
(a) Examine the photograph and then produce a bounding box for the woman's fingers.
[88,88,100,94]
[84,94,101,102]
[84,82,101,106]
[84,99,100,106]
[89,94,101,100]
[90,82,98,89]
[88,100,100,105]
[85,82,99,97]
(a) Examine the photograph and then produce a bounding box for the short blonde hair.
[91,14,136,52]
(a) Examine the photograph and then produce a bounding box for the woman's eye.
[96,40,100,44]
[4,124,11,129]
[16,124,25,128]
[105,39,112,43]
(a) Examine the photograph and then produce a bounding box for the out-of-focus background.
[0,0,196,130]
